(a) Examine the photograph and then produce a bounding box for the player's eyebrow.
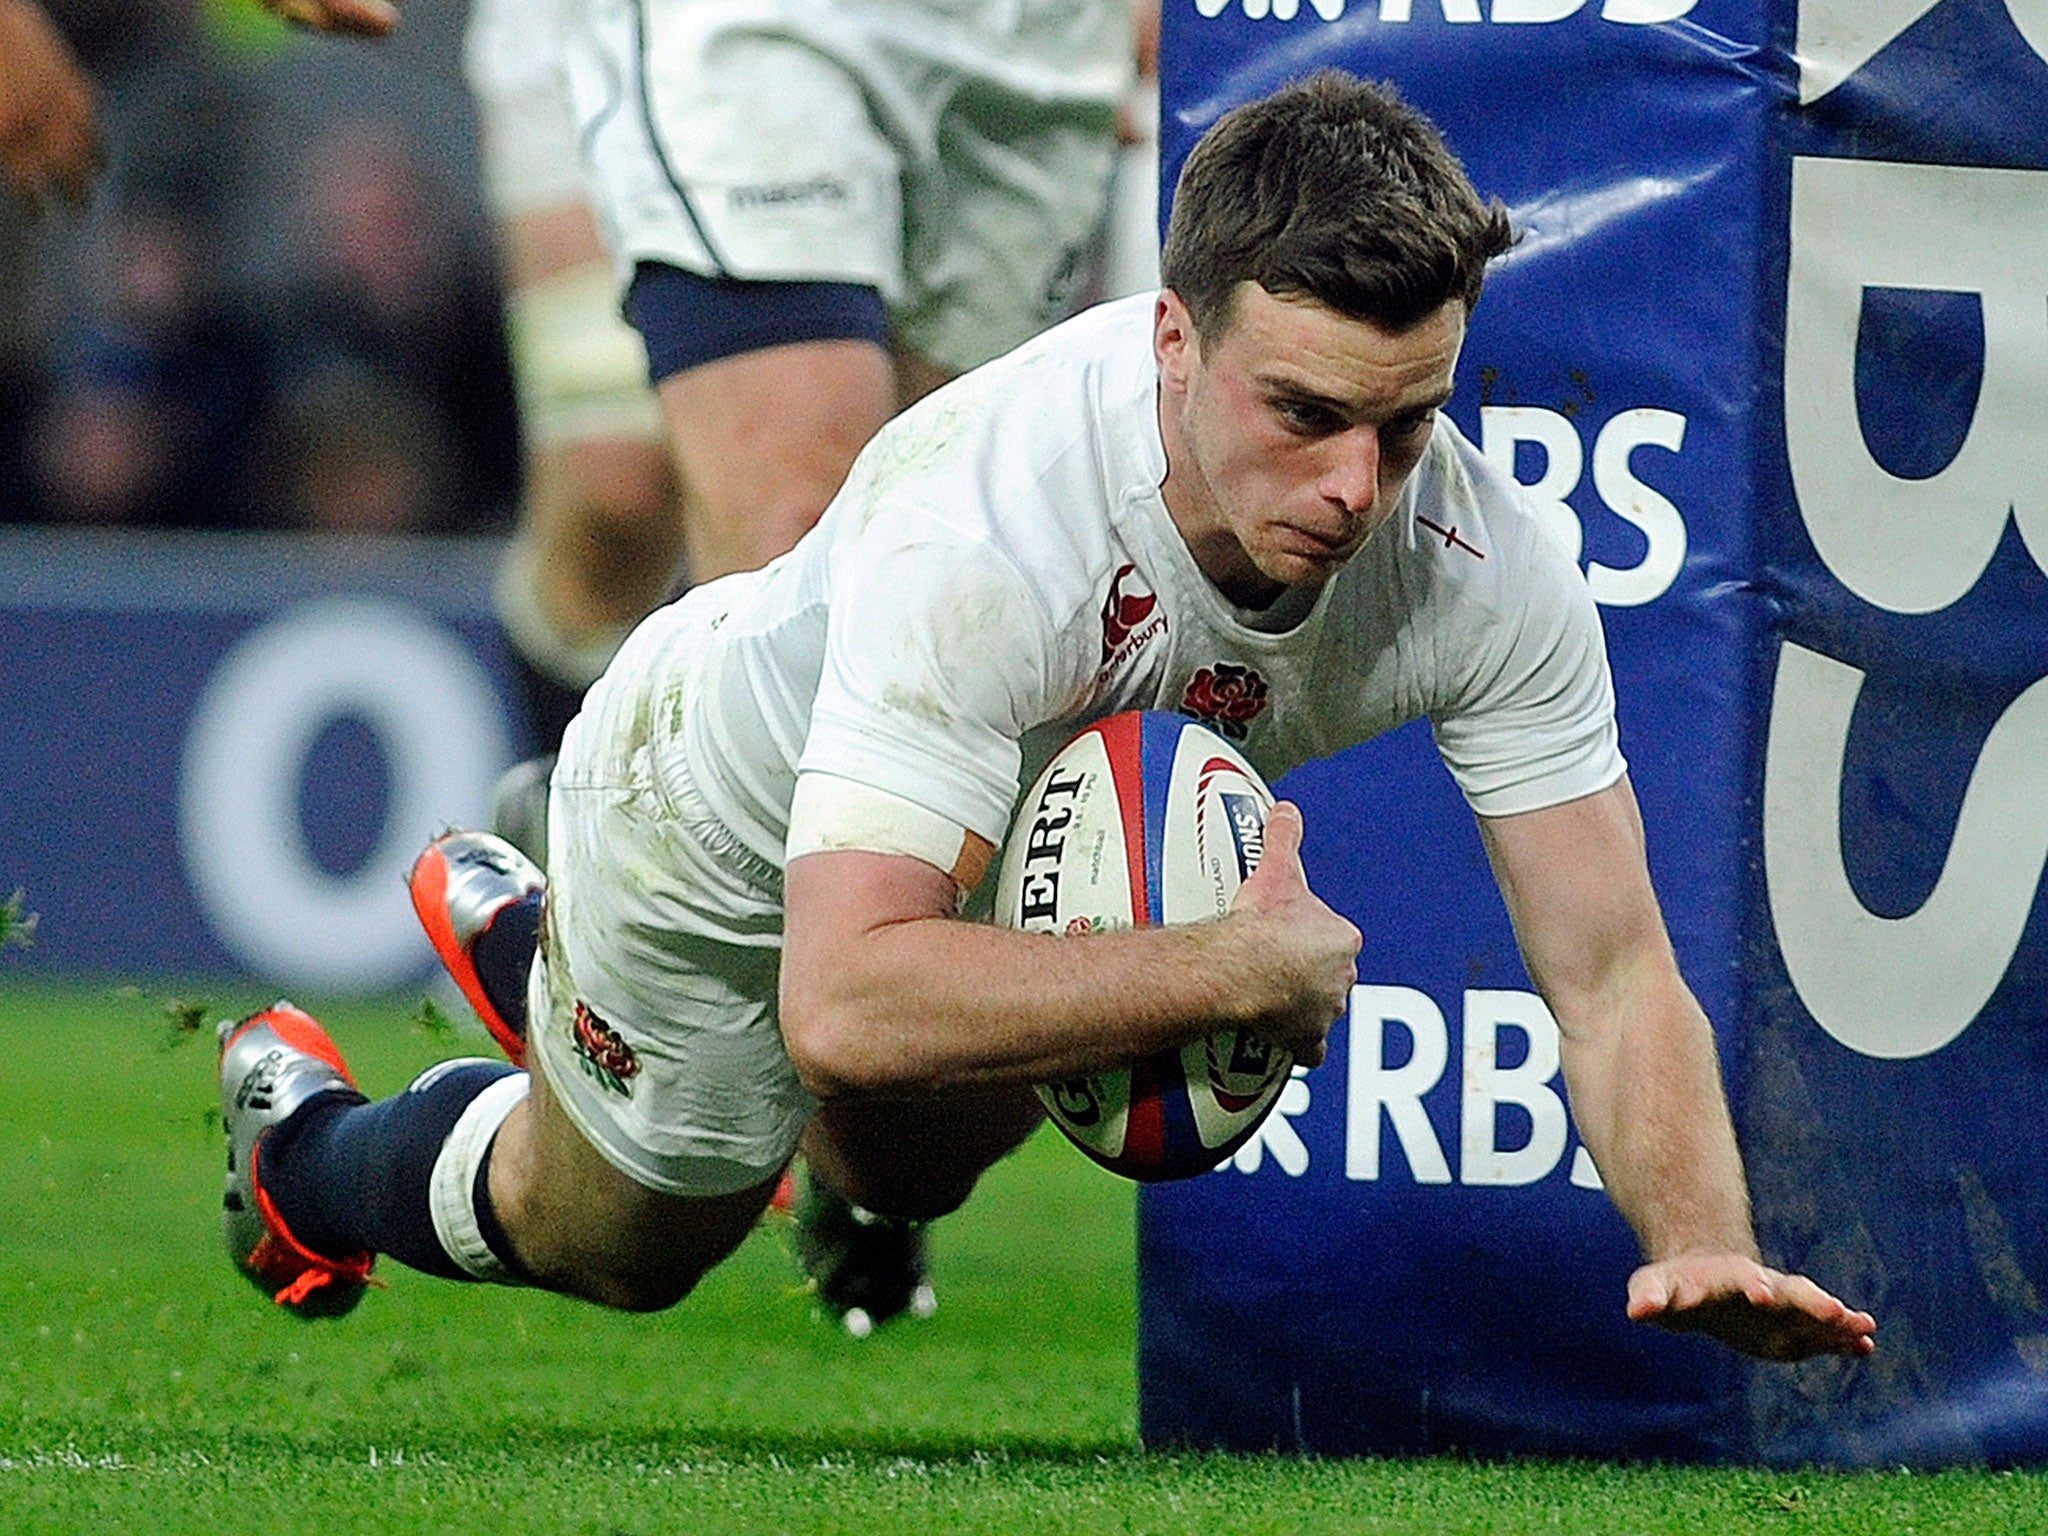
[1261,379,1351,410]
[1393,386,1455,418]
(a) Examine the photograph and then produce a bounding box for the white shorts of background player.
[559,0,1131,377]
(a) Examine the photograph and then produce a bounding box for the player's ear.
[1154,289,1200,391]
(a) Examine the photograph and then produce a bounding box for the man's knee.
[485,1072,777,1313]
[534,1250,702,1314]
[496,1180,766,1313]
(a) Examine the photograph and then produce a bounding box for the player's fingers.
[1772,1307,1877,1361]
[1633,1255,1752,1317]
[269,0,399,35]
[1236,804,1306,911]
[1671,1269,1714,1312]
[1774,1270,1865,1328]
[1801,1281,1879,1337]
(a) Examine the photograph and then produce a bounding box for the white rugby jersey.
[638,292,1625,878]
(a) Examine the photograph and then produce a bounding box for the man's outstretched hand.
[260,0,399,35]
[1627,1251,1877,1361]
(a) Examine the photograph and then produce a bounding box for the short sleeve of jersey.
[799,526,1072,846]
[1428,521,1626,819]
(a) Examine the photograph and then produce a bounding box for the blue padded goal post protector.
[1141,0,2048,1467]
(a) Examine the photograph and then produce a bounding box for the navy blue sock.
[260,1060,520,1281]
[472,891,540,1036]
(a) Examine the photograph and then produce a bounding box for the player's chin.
[1257,544,1350,592]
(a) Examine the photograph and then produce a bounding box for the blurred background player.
[560,0,1136,581]
[470,0,1157,829]
[464,0,685,756]
[494,0,1150,762]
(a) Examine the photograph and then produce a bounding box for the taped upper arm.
[788,771,996,899]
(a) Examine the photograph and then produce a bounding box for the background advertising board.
[0,530,518,993]
[1141,0,2048,1466]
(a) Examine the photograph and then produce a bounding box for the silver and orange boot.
[407,829,544,1066]
[218,1003,375,1317]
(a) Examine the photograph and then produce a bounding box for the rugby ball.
[994,711,1291,1181]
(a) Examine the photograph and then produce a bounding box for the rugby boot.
[794,1169,938,1339]
[218,1003,375,1318]
[408,828,544,1066]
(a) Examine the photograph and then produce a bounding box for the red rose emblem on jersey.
[1180,663,1270,740]
[572,1001,641,1095]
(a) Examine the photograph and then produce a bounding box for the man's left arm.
[0,0,102,209]
[1478,775,1876,1361]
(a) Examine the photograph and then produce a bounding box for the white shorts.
[529,595,814,1198]
[465,0,580,214]
[559,0,1130,374]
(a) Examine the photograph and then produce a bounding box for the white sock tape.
[427,1071,533,1283]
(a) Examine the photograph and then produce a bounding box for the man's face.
[1155,282,1466,609]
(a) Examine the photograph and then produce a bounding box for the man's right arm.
[778,801,1359,1098]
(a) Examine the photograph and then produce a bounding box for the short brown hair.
[1160,71,1514,337]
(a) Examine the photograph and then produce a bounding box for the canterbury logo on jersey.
[1101,563,1166,668]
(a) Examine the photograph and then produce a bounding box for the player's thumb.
[1625,1263,1673,1322]
[1235,802,1307,915]
[1257,800,1307,884]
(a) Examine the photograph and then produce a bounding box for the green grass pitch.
[1,978,2043,1534]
